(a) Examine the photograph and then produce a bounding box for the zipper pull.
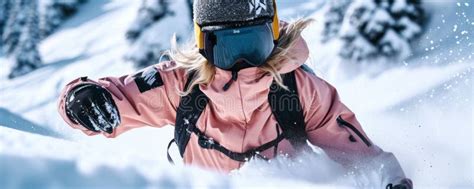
[223,70,238,91]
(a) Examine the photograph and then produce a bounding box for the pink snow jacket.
[57,25,408,186]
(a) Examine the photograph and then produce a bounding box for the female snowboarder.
[58,0,412,188]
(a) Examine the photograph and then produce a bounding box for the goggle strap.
[272,0,280,40]
[195,22,205,49]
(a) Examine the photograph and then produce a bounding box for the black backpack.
[167,68,310,163]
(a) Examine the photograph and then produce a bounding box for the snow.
[0,126,230,189]
[1,0,473,188]
[398,16,422,39]
[125,0,192,67]
[303,1,473,188]
[391,0,407,13]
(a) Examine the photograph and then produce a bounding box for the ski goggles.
[194,0,280,69]
[201,23,277,70]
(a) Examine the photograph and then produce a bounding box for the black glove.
[386,178,413,189]
[65,84,121,134]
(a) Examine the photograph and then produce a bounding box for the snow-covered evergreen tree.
[338,0,426,62]
[186,0,193,21]
[3,0,23,55]
[126,0,170,43]
[40,0,87,37]
[321,0,352,43]
[125,0,193,68]
[0,0,13,44]
[2,0,43,79]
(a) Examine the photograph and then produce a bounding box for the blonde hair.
[166,18,314,95]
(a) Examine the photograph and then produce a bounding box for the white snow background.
[0,0,472,188]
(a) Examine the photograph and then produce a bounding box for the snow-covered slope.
[0,126,344,189]
[301,1,473,188]
[0,0,472,188]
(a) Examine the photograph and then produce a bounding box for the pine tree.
[40,0,87,37]
[2,0,23,55]
[186,0,193,21]
[321,0,352,43]
[2,0,43,79]
[126,0,170,43]
[125,0,192,68]
[338,0,425,62]
[0,0,12,44]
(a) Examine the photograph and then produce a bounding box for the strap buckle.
[185,127,193,134]
[198,136,215,149]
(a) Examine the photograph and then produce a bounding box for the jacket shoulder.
[294,65,339,116]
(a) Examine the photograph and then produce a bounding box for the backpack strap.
[190,125,286,162]
[269,71,309,150]
[168,71,209,164]
[168,69,310,164]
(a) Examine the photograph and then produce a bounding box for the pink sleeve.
[57,61,186,138]
[300,73,378,162]
[297,69,407,183]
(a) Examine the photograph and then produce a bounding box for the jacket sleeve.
[298,70,409,186]
[57,61,186,138]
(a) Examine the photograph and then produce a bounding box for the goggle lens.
[203,23,275,70]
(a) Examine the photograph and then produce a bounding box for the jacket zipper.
[336,116,372,147]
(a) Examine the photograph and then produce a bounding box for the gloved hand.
[386,178,413,189]
[65,84,120,134]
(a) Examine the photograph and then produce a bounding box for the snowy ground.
[0,0,473,188]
